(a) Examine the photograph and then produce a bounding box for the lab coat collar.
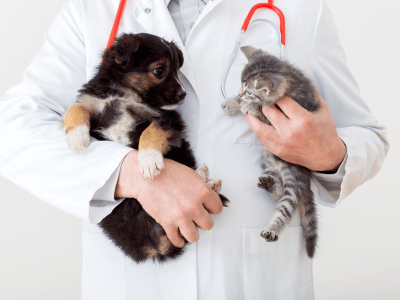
[164,0,210,7]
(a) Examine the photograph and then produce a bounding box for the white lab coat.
[0,0,388,299]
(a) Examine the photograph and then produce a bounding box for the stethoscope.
[106,0,286,99]
[221,0,286,99]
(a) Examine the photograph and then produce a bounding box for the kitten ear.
[255,79,270,96]
[240,46,269,61]
[108,34,141,68]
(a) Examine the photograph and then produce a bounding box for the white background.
[0,0,399,299]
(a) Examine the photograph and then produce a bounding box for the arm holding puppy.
[115,150,223,248]
[63,106,223,248]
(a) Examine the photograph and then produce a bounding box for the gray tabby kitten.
[222,45,319,258]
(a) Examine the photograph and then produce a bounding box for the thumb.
[245,114,275,137]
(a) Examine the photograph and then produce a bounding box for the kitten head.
[101,33,186,110]
[239,46,287,106]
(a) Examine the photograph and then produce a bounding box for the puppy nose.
[176,90,186,100]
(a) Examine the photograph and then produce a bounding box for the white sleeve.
[0,0,133,222]
[309,1,389,207]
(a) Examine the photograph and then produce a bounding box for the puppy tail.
[218,194,230,207]
[62,104,91,153]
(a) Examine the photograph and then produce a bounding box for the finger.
[179,221,200,244]
[245,114,278,140]
[164,226,185,248]
[193,209,214,231]
[261,104,289,128]
[202,189,223,215]
[275,95,308,119]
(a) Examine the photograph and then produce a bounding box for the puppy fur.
[66,33,228,263]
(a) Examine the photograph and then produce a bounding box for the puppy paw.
[65,125,90,153]
[260,230,278,242]
[206,179,222,194]
[139,149,164,179]
[196,164,210,182]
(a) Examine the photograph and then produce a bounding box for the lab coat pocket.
[233,64,262,145]
[243,226,314,300]
[81,221,127,300]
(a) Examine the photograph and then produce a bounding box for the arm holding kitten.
[245,94,346,173]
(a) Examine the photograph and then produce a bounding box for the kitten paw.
[139,149,164,179]
[260,230,279,242]
[65,124,90,153]
[221,97,241,115]
[196,164,210,181]
[258,175,276,191]
[240,103,258,116]
[258,175,283,200]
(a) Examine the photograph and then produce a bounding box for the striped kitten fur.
[222,45,319,258]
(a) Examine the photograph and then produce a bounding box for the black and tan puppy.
[62,33,228,263]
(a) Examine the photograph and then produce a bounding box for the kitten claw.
[260,230,278,242]
[138,149,164,179]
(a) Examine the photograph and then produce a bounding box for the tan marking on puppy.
[63,105,90,133]
[143,235,172,258]
[129,73,153,92]
[128,58,171,91]
[139,121,170,154]
[157,235,173,255]
[144,246,159,258]
[138,121,171,179]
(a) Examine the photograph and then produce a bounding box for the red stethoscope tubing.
[242,0,286,45]
[106,0,128,48]
[106,0,286,48]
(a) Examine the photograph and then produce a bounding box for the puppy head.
[102,33,186,110]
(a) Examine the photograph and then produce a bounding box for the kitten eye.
[153,68,164,78]
[245,90,252,95]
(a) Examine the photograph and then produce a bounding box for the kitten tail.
[299,188,318,258]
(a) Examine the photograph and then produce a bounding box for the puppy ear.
[177,47,184,68]
[240,46,269,61]
[109,34,141,68]
[170,42,184,68]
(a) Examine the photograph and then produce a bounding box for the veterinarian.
[0,0,388,299]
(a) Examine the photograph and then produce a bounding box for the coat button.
[145,8,151,14]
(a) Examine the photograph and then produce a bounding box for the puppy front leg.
[138,121,170,179]
[63,104,91,153]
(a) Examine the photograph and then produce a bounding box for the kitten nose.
[176,90,186,101]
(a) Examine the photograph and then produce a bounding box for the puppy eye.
[153,68,164,78]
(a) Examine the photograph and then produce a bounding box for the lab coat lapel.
[185,0,226,45]
[130,0,199,95]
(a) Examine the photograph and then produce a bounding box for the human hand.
[245,94,346,172]
[115,151,223,247]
